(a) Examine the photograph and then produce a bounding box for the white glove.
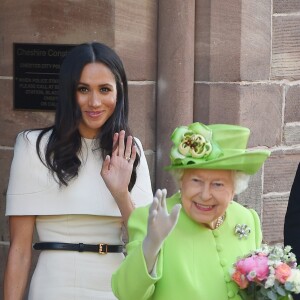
[142,189,181,273]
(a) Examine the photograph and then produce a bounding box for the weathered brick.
[285,85,300,123]
[195,0,271,81]
[198,83,283,147]
[236,169,263,217]
[262,194,289,244]
[0,244,9,297]
[195,0,242,81]
[115,0,157,80]
[128,84,156,150]
[240,0,272,80]
[194,0,211,81]
[264,150,300,193]
[194,83,210,124]
[207,84,241,124]
[239,84,282,147]
[272,16,300,80]
[274,0,300,13]
[0,149,13,242]
[284,123,300,146]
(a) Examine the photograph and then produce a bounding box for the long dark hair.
[35,42,139,191]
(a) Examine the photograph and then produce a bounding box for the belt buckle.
[99,243,108,254]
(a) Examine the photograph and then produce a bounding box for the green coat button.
[227,290,235,298]
[213,231,219,237]
[220,259,227,266]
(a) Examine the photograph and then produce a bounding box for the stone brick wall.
[1,0,299,298]
[193,0,300,246]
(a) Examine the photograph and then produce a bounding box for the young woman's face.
[76,62,117,138]
[180,169,235,229]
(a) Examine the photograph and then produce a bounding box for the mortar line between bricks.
[194,80,300,85]
[0,241,10,246]
[0,146,14,150]
[273,12,300,17]
[128,81,156,85]
[263,191,290,198]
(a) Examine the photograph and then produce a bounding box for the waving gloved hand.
[142,189,181,273]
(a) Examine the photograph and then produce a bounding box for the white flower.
[284,245,292,253]
[269,266,275,275]
[286,269,300,293]
[265,274,276,289]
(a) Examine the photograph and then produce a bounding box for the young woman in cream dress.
[4,42,153,300]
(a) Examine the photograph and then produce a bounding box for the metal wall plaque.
[14,43,75,110]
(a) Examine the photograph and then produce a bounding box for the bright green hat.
[165,122,270,175]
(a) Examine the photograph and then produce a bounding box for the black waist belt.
[33,242,124,254]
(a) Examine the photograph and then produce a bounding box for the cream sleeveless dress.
[6,131,153,300]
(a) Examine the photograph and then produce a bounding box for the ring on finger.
[125,157,130,161]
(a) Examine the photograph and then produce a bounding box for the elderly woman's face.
[180,169,235,229]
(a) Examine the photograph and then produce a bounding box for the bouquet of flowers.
[231,244,300,300]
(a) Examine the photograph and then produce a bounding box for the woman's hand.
[101,130,137,223]
[143,189,181,273]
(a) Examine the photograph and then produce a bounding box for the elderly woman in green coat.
[112,122,270,300]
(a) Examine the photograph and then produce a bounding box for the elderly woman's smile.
[180,168,235,229]
[193,203,215,211]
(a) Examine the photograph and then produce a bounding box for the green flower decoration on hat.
[170,123,223,166]
[166,122,271,174]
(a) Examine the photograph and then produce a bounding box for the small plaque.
[14,43,75,110]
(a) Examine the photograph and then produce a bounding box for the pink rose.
[236,255,269,281]
[236,257,256,274]
[275,263,291,283]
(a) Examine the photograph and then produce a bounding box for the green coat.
[112,192,262,300]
